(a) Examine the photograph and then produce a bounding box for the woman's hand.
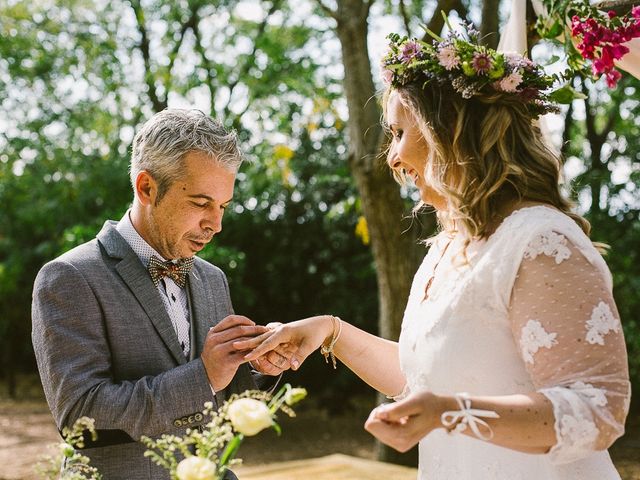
[364,391,445,452]
[233,316,335,371]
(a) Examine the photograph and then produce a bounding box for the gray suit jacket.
[32,220,256,479]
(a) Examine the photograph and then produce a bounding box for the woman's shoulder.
[493,204,608,272]
[495,205,589,245]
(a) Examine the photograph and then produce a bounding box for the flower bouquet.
[141,383,307,480]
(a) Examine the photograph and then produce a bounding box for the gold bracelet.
[320,315,342,369]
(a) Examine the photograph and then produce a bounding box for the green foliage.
[562,74,640,406]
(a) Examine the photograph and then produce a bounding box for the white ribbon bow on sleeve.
[440,392,500,441]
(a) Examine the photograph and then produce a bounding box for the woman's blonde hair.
[382,82,591,243]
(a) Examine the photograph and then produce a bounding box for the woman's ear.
[134,171,157,206]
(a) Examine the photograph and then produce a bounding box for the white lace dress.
[398,206,630,479]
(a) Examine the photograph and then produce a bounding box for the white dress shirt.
[116,211,192,358]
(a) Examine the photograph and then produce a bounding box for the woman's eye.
[394,130,403,140]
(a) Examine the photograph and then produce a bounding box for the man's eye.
[192,202,208,208]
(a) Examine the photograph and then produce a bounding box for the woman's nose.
[387,153,402,170]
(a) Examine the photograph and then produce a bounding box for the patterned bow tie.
[147,255,194,288]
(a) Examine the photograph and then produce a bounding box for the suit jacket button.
[174,419,182,427]
[195,413,203,422]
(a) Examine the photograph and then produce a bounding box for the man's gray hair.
[130,109,242,202]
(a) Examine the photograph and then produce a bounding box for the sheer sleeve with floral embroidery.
[509,230,631,465]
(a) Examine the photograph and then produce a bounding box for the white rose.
[176,456,217,480]
[227,398,273,436]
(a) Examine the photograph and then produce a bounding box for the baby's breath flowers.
[36,417,101,480]
[142,384,307,480]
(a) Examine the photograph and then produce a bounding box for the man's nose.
[202,209,223,235]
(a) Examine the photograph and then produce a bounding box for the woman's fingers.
[364,408,418,453]
[373,398,420,423]
[239,328,290,360]
[232,330,275,351]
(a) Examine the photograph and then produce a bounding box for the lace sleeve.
[509,231,631,464]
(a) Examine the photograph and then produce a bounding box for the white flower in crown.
[176,456,217,480]
[227,398,273,436]
[437,44,460,70]
[498,70,524,92]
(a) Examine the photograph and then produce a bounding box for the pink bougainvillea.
[570,7,640,87]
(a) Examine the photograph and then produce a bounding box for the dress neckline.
[487,204,560,243]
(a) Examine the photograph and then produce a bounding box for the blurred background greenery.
[0,0,638,466]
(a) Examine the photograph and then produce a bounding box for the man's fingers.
[211,315,256,333]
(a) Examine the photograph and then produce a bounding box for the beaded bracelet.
[320,315,342,369]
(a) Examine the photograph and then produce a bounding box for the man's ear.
[135,171,157,206]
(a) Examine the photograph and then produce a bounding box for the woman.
[236,25,631,479]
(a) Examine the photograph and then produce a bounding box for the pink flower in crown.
[632,5,640,19]
[497,70,523,92]
[437,44,460,70]
[400,41,421,63]
[472,52,493,75]
[381,67,394,86]
[504,52,535,70]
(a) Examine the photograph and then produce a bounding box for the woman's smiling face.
[385,91,447,210]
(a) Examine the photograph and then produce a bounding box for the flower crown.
[380,20,571,116]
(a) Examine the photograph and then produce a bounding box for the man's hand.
[235,316,335,371]
[201,315,269,391]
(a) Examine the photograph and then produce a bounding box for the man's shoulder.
[46,238,104,270]
[33,238,107,293]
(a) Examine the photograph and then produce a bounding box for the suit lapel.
[188,264,216,356]
[98,221,187,365]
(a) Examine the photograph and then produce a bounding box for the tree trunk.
[331,0,423,465]
[480,0,500,48]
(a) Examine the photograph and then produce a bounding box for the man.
[32,109,285,479]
